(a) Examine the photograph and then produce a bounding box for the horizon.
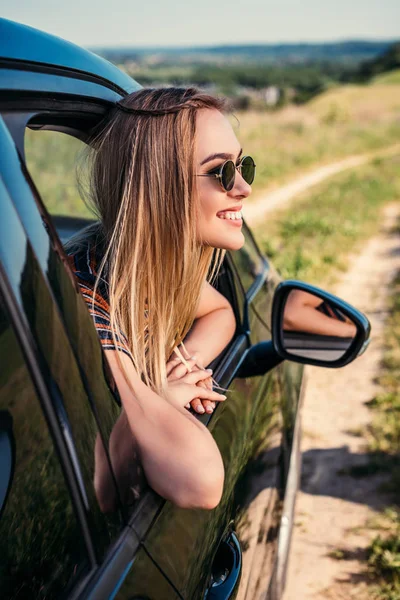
[90,38,400,51]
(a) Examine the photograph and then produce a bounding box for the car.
[0,18,370,600]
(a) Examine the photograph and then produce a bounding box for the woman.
[67,87,255,509]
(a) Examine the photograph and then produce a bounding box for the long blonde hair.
[83,87,228,394]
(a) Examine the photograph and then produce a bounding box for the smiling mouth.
[216,210,243,221]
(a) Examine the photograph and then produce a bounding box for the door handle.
[205,532,242,600]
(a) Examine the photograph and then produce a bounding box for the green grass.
[234,82,400,196]
[373,69,400,85]
[253,154,400,287]
[364,263,400,598]
[368,509,400,600]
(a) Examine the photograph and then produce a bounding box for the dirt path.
[283,203,400,600]
[243,144,400,227]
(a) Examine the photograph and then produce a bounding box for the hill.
[94,40,396,66]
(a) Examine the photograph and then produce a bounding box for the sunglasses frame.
[197,155,256,192]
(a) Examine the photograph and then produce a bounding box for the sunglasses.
[197,155,256,192]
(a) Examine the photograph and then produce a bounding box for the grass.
[252,154,400,287]
[367,509,400,600]
[365,269,400,599]
[373,70,400,86]
[233,82,400,197]
[348,261,400,598]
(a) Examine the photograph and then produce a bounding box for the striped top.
[67,238,132,357]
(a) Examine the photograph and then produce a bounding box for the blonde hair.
[82,87,229,394]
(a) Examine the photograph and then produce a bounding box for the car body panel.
[0,18,138,95]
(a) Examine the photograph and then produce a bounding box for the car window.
[0,293,90,599]
[24,128,92,219]
[230,222,266,293]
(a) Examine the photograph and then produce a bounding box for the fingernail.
[206,368,213,373]
[206,406,213,413]
[197,405,205,413]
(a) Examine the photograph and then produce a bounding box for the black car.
[0,18,370,600]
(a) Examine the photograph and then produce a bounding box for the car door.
[139,236,293,600]
[0,278,181,600]
[229,227,304,599]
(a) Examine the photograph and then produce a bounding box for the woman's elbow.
[173,461,225,510]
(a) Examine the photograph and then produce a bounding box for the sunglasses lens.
[241,156,255,185]
[221,161,236,191]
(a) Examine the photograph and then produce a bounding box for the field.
[235,82,400,196]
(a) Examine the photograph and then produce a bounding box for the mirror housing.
[272,280,371,368]
[236,279,371,378]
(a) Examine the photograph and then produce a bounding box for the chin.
[214,231,245,251]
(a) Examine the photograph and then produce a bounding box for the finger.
[166,357,182,376]
[197,377,213,391]
[195,388,227,402]
[183,368,213,385]
[167,357,199,381]
[190,398,205,414]
[201,400,215,414]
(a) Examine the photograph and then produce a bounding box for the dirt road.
[283,203,400,600]
[243,144,400,227]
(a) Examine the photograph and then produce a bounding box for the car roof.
[0,18,140,95]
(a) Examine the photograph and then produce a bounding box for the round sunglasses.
[197,155,256,192]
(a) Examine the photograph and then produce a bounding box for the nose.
[229,168,252,199]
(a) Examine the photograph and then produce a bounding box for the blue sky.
[1,0,399,47]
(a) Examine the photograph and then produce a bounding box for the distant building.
[264,86,280,106]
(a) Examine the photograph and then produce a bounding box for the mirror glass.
[282,289,358,362]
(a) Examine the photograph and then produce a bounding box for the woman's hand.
[164,366,226,413]
[166,354,220,414]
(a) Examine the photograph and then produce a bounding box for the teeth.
[218,210,243,220]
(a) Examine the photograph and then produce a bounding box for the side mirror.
[272,280,371,368]
[236,279,371,378]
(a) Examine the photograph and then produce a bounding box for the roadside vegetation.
[235,81,400,195]
[253,154,400,287]
[364,268,400,600]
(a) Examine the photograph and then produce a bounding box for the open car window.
[25,128,91,219]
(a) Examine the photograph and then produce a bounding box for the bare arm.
[179,281,236,366]
[103,350,225,509]
[284,290,357,338]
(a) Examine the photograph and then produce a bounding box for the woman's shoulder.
[66,222,108,291]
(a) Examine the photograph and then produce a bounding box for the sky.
[1,0,399,48]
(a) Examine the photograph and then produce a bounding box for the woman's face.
[195,109,252,251]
